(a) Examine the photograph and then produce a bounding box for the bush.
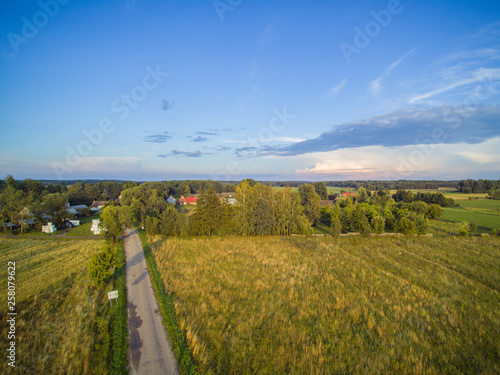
[88,251,114,287]
[395,217,416,235]
[468,221,477,233]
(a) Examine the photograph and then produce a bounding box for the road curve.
[124,227,178,375]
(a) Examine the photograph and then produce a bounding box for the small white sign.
[108,290,118,300]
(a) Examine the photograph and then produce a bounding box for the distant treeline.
[265,180,458,190]
[456,179,500,194]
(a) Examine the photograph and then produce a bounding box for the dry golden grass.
[0,238,110,374]
[150,235,500,374]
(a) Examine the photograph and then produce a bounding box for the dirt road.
[124,228,178,375]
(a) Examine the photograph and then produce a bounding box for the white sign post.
[108,290,118,305]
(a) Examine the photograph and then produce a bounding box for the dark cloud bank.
[262,105,500,156]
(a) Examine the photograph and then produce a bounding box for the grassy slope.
[150,235,500,374]
[0,238,127,374]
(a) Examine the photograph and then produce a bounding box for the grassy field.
[0,238,125,374]
[150,235,500,374]
[440,198,500,231]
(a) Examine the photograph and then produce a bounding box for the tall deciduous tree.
[190,187,223,235]
[298,184,321,225]
[313,182,328,200]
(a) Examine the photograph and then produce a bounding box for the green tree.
[101,206,123,243]
[88,244,116,287]
[331,216,342,236]
[357,187,369,203]
[0,186,24,234]
[298,184,321,226]
[190,187,223,235]
[395,216,417,235]
[371,216,386,234]
[488,189,500,200]
[250,197,275,235]
[426,204,444,219]
[313,182,328,200]
[234,181,256,235]
[42,193,70,228]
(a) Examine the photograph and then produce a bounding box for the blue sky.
[1,0,499,181]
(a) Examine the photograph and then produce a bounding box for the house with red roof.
[185,197,197,205]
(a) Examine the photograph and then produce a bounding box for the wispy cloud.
[162,99,173,111]
[197,131,219,136]
[409,67,500,103]
[143,131,172,143]
[328,79,346,96]
[157,150,211,158]
[188,136,208,142]
[369,48,416,97]
[262,105,500,156]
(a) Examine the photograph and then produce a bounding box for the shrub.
[88,251,114,287]
[395,216,416,235]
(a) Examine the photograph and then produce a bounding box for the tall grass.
[0,238,128,374]
[150,235,500,374]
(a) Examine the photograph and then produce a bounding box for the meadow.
[0,238,126,374]
[150,235,500,374]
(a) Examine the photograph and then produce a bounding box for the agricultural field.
[440,198,500,232]
[150,235,500,374]
[0,238,121,374]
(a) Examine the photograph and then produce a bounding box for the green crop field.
[0,238,118,374]
[441,205,500,232]
[150,235,500,374]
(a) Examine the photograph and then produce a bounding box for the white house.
[90,219,101,235]
[42,222,57,233]
[167,195,177,204]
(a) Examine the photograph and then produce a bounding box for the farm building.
[42,222,57,233]
[167,195,177,204]
[90,219,101,235]
[89,201,106,211]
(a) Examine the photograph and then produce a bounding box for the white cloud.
[409,68,500,103]
[328,78,346,96]
[291,137,500,180]
[369,48,416,97]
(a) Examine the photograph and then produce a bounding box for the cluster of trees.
[117,180,445,238]
[488,189,500,200]
[0,176,72,233]
[320,194,443,236]
[324,180,456,190]
[392,190,457,207]
[457,179,500,194]
[120,182,313,236]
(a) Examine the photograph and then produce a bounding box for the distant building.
[178,196,187,205]
[167,195,177,204]
[185,197,197,205]
[225,197,237,205]
[89,201,106,211]
[91,219,101,235]
[42,222,57,233]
